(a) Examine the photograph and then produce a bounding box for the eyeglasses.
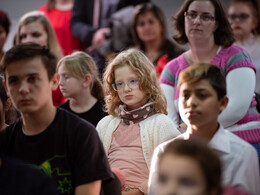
[228,13,251,22]
[184,11,215,23]
[112,78,140,91]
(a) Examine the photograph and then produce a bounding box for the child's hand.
[122,189,144,195]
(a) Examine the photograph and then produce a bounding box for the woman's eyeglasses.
[228,13,251,22]
[112,78,140,91]
[184,11,215,23]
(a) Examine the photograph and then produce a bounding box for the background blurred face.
[19,21,48,46]
[136,11,162,43]
[156,154,207,195]
[0,25,7,51]
[58,63,84,98]
[228,3,256,41]
[184,1,217,42]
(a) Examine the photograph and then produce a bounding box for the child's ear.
[219,96,228,113]
[83,74,92,87]
[51,73,59,90]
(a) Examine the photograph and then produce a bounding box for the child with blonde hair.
[57,51,107,126]
[97,48,180,195]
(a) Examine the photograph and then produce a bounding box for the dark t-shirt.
[0,108,112,195]
[59,99,107,126]
[0,154,58,195]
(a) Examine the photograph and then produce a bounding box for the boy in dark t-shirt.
[0,44,113,195]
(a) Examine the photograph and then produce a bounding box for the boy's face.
[178,79,227,128]
[4,57,55,115]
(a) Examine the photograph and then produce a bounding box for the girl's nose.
[123,83,131,92]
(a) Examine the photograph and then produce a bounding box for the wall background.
[1,0,231,50]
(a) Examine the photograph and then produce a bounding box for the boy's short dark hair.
[177,63,226,100]
[1,43,57,80]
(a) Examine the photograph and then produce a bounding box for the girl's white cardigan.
[96,113,180,169]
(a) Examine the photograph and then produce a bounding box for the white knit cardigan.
[96,113,180,169]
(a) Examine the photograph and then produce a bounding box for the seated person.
[148,63,260,195]
[0,43,115,195]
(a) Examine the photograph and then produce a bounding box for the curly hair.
[103,48,167,117]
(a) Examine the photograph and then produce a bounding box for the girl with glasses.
[97,48,180,195]
[159,0,260,157]
[228,0,260,96]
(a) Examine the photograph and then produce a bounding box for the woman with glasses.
[228,0,260,97]
[160,0,260,154]
[97,48,180,195]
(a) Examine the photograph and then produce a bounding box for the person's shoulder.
[222,45,248,54]
[155,134,184,153]
[97,115,118,128]
[38,4,48,12]
[1,119,22,135]
[223,129,257,154]
[165,39,185,58]
[146,113,173,124]
[56,107,96,130]
[58,100,69,109]
[166,53,185,66]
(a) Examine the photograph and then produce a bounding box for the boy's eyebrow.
[7,73,40,80]
[181,88,209,92]
[195,88,209,92]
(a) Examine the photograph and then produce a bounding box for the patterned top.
[160,45,260,143]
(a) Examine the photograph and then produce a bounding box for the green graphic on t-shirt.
[39,155,72,194]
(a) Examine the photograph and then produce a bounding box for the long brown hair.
[173,0,235,46]
[103,48,167,117]
[131,3,167,51]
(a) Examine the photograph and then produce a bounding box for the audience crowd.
[0,0,260,195]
